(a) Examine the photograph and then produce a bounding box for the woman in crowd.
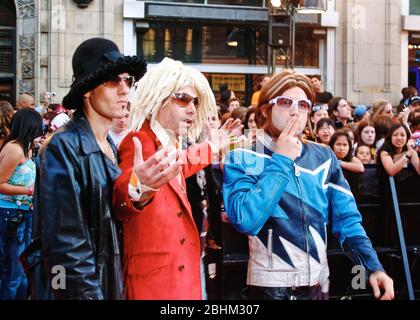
[371,99,393,121]
[316,117,336,145]
[377,123,420,176]
[305,103,329,141]
[0,108,42,300]
[243,106,258,146]
[355,120,376,161]
[373,114,393,150]
[330,130,364,174]
[329,130,364,195]
[311,103,329,127]
[0,101,14,147]
[244,106,257,131]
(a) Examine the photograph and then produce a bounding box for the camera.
[413,132,420,148]
[45,91,56,97]
[5,214,23,239]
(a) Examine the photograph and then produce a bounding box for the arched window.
[0,0,16,104]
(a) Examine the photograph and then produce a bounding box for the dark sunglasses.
[171,92,200,108]
[103,75,135,88]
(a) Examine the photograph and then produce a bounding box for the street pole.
[268,2,296,75]
[268,11,274,75]
[290,5,295,70]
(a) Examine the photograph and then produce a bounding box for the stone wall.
[36,0,125,105]
[15,0,37,99]
[14,0,412,106]
[335,0,403,105]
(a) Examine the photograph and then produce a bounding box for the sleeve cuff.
[128,170,159,202]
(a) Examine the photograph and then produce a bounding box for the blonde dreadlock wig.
[129,57,217,142]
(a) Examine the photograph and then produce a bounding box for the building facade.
[0,0,419,107]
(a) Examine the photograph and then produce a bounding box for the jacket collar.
[257,131,303,157]
[140,120,193,214]
[71,110,112,155]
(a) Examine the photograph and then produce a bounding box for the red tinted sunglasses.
[103,75,135,88]
[171,92,200,108]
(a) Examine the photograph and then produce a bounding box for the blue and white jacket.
[223,134,384,290]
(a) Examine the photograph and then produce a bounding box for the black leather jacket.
[25,111,124,300]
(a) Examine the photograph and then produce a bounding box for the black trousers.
[248,284,329,300]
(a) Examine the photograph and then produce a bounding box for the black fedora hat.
[62,37,147,109]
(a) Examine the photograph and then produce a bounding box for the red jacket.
[113,121,212,300]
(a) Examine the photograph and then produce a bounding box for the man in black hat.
[20,38,146,300]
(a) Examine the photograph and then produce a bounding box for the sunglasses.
[269,96,312,113]
[312,104,329,113]
[171,92,200,108]
[103,75,135,88]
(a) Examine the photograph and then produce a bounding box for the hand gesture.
[369,271,394,300]
[398,107,410,126]
[274,116,301,160]
[206,118,244,154]
[407,139,415,153]
[132,137,182,190]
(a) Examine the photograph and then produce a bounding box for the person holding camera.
[0,108,43,300]
[377,122,420,176]
[35,91,56,117]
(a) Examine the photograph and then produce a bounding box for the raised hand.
[398,107,410,126]
[274,116,301,160]
[206,118,244,153]
[132,137,182,190]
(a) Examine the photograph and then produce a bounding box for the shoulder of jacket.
[120,130,155,148]
[305,140,331,152]
[225,148,270,169]
[40,126,80,155]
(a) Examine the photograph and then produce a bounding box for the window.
[137,22,268,65]
[294,27,319,67]
[137,22,320,68]
[410,0,420,15]
[145,0,263,5]
[146,0,205,3]
[0,0,15,104]
[208,0,263,6]
[0,29,13,74]
[275,27,320,68]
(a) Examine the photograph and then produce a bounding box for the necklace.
[100,140,117,164]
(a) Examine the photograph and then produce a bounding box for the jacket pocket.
[267,228,273,270]
[126,252,169,277]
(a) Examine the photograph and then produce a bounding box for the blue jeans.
[0,208,32,300]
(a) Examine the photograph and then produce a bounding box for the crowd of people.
[0,36,419,301]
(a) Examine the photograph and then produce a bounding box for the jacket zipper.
[294,164,311,285]
[268,228,273,270]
